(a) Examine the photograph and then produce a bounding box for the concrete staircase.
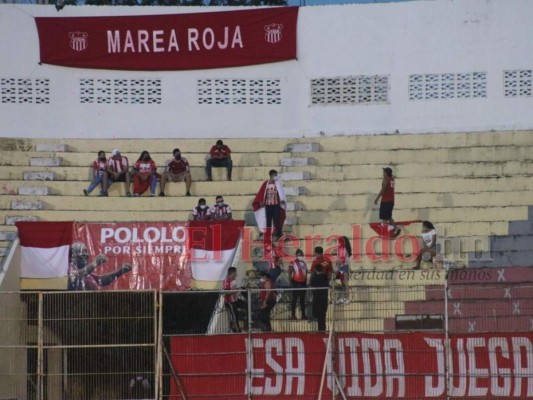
[1,131,533,290]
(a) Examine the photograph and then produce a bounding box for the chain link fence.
[1,280,532,399]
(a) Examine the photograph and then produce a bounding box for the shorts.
[336,264,349,281]
[108,172,127,183]
[167,172,188,182]
[379,202,394,220]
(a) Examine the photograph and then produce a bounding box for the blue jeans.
[205,158,233,178]
[86,173,106,194]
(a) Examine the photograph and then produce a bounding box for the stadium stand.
[1,130,533,334]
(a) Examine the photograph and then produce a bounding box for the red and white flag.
[369,220,421,239]
[16,221,73,278]
[252,180,286,232]
[188,220,245,281]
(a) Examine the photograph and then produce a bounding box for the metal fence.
[1,281,532,399]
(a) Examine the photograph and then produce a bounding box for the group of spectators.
[83,140,232,198]
[224,239,352,333]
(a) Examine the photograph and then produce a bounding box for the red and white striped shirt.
[290,259,308,283]
[107,156,129,174]
[211,204,232,220]
[92,158,107,176]
[223,276,238,303]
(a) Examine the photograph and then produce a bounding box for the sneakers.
[126,192,132,197]
[186,191,191,197]
[150,193,155,197]
[159,192,165,197]
[227,176,232,181]
[393,228,401,238]
[83,189,89,196]
[206,177,212,181]
[98,191,108,197]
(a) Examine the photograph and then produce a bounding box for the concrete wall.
[1,0,533,139]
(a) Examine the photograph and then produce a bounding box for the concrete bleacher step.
[508,220,533,235]
[291,145,533,166]
[468,250,533,268]
[405,298,533,317]
[6,162,533,182]
[308,130,533,152]
[5,215,39,225]
[286,143,320,153]
[35,144,68,152]
[2,130,531,154]
[10,200,44,210]
[23,171,55,181]
[448,316,533,333]
[7,145,533,168]
[301,176,533,195]
[29,157,62,167]
[0,210,297,225]
[293,206,527,224]
[489,234,533,252]
[0,232,17,241]
[18,186,51,196]
[280,157,316,167]
[293,221,510,238]
[2,151,291,168]
[4,166,313,183]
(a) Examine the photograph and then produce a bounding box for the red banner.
[72,222,190,290]
[34,8,298,71]
[169,332,533,399]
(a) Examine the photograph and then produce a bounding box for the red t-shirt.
[166,158,190,174]
[209,145,231,159]
[260,278,276,302]
[310,255,333,279]
[381,175,395,203]
[134,160,156,176]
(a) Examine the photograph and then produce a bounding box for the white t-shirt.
[421,229,437,248]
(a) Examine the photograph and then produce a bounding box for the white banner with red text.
[170,332,533,399]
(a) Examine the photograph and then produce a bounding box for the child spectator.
[414,221,438,269]
[289,249,308,320]
[334,236,352,305]
[83,150,109,197]
[223,267,247,333]
[210,195,232,220]
[131,151,158,197]
[257,271,277,332]
[206,139,232,181]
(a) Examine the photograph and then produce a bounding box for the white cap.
[112,149,120,156]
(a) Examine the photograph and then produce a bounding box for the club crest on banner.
[69,31,88,52]
[264,23,283,44]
